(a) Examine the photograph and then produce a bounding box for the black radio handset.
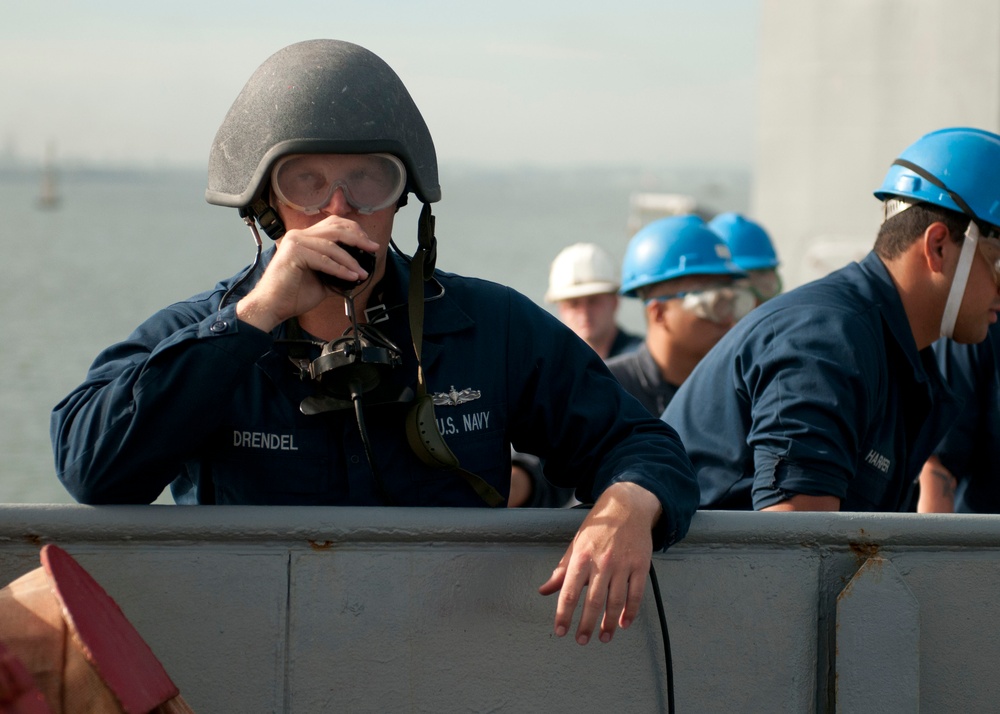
[318,244,377,291]
[245,198,377,291]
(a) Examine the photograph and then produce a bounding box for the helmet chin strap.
[940,221,981,339]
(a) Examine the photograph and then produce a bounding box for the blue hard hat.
[620,215,746,298]
[874,127,1000,228]
[707,212,780,271]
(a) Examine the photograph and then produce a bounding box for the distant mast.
[37,141,60,210]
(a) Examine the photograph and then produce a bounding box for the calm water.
[0,164,747,503]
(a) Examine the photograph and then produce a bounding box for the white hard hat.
[544,243,620,302]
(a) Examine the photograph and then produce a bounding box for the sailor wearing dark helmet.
[51,39,699,646]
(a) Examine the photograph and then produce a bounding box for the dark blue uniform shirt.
[608,327,643,359]
[932,321,1000,513]
[52,248,698,547]
[663,251,959,511]
[606,344,679,418]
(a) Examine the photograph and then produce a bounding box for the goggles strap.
[883,198,914,223]
[408,208,430,399]
[940,222,980,339]
[889,159,992,339]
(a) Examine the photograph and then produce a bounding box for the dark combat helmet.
[205,38,440,215]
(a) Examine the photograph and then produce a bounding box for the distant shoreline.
[0,164,205,181]
[0,161,752,180]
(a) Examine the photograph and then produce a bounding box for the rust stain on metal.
[838,534,884,601]
[308,540,335,550]
[848,541,880,565]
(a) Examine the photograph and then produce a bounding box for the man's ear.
[645,298,665,326]
[923,221,952,275]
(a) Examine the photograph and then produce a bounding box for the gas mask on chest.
[284,205,504,507]
[293,290,407,417]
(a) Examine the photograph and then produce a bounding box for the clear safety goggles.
[978,232,1000,286]
[271,153,407,215]
[744,269,783,303]
[941,222,1000,338]
[646,285,757,324]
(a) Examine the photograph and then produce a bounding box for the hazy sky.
[2,1,758,169]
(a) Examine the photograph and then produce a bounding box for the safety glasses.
[646,285,757,324]
[978,235,1000,286]
[744,269,782,303]
[271,153,407,215]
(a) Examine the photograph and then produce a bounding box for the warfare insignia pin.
[432,385,482,407]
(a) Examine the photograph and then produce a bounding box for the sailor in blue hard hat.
[606,215,755,417]
[895,128,1000,514]
[708,212,782,306]
[664,126,1000,513]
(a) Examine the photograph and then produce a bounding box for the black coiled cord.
[649,560,675,713]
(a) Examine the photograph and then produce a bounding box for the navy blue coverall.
[52,248,698,547]
[607,344,679,418]
[932,321,1000,512]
